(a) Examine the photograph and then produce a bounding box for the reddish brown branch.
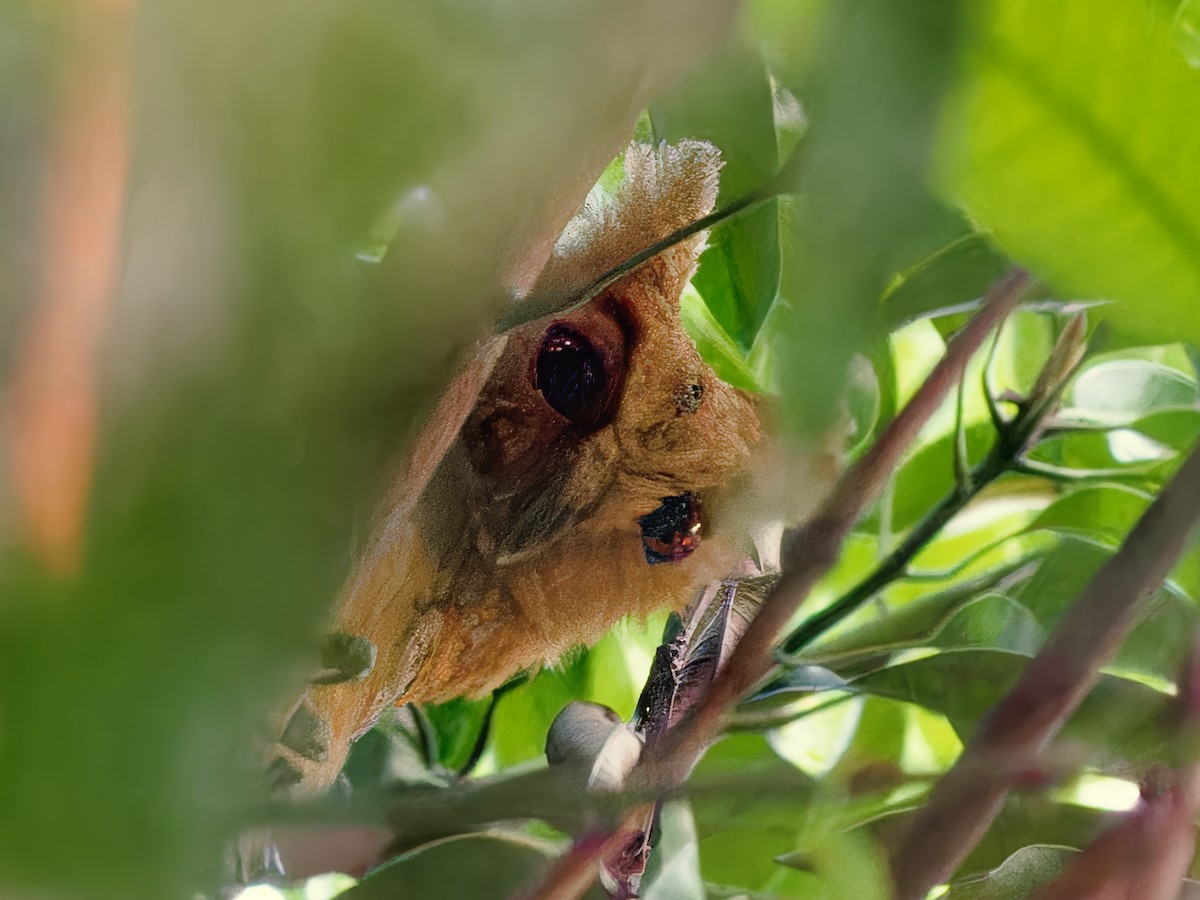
[1026,627,1200,900]
[513,828,633,900]
[6,0,134,575]
[520,269,1031,900]
[889,440,1200,899]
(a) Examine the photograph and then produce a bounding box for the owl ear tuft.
[531,140,723,308]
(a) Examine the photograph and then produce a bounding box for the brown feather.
[269,141,765,793]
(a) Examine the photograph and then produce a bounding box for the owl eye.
[639,492,703,564]
[535,324,611,428]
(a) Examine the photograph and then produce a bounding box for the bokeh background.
[3,0,1200,897]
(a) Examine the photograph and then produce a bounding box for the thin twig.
[521,269,1031,900]
[889,439,1200,899]
[778,313,1088,657]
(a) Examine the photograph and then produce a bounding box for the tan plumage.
[268,141,765,794]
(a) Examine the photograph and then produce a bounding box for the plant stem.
[780,454,1003,656]
[779,314,1088,657]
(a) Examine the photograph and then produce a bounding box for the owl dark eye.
[535,324,611,428]
[639,493,703,564]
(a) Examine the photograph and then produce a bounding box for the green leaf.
[1132,407,1200,453]
[840,696,908,769]
[689,736,820,896]
[1030,485,1151,547]
[690,734,818,837]
[777,0,966,433]
[945,843,1200,899]
[342,832,573,899]
[930,593,1045,657]
[1062,358,1199,428]
[485,656,589,771]
[940,0,1200,346]
[651,41,781,348]
[680,286,766,392]
[943,845,1070,898]
[343,707,444,790]
[697,827,818,898]
[1010,535,1196,685]
[757,665,849,699]
[853,649,1172,772]
[798,553,1046,668]
[777,828,893,900]
[583,615,667,720]
[480,617,662,772]
[879,233,1013,331]
[420,697,495,774]
[888,422,996,533]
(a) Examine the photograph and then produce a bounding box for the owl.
[267,140,767,795]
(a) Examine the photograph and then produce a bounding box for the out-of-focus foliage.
[3,0,1200,898]
[939,0,1200,345]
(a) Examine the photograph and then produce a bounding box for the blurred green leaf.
[421,697,495,774]
[1133,408,1200,452]
[777,828,893,900]
[690,734,818,838]
[0,2,754,895]
[342,832,574,899]
[652,40,781,349]
[838,696,907,771]
[343,707,444,790]
[940,0,1200,345]
[689,735,820,895]
[866,795,1111,881]
[1010,535,1196,684]
[879,233,1012,331]
[778,0,966,433]
[486,659,588,771]
[481,618,662,772]
[944,843,1200,898]
[887,422,996,533]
